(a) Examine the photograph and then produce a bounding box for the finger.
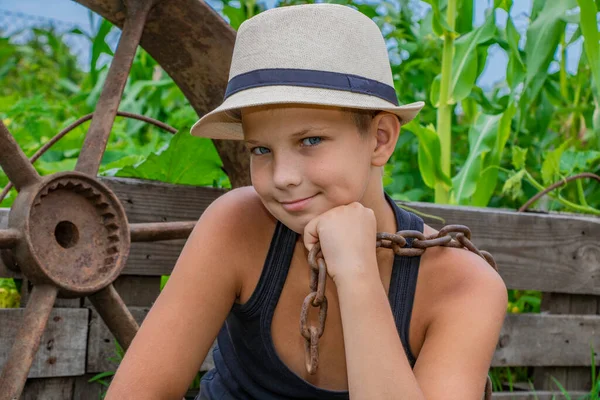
[303,216,320,252]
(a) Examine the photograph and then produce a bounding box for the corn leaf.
[449,13,496,104]
[576,0,600,135]
[472,103,516,206]
[403,120,452,189]
[494,0,513,11]
[506,15,525,90]
[456,0,473,34]
[524,0,577,102]
[422,0,453,37]
[452,112,503,204]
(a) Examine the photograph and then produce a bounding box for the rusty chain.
[300,224,498,396]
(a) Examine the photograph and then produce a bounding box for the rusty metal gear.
[7,172,130,297]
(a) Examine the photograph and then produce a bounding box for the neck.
[359,167,397,235]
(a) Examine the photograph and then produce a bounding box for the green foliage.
[448,10,496,105]
[106,130,229,187]
[88,341,124,398]
[550,344,600,399]
[0,278,20,308]
[0,15,229,208]
[402,120,451,189]
[452,112,503,204]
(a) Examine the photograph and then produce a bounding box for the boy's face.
[242,104,376,234]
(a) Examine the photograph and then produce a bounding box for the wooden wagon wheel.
[0,1,250,398]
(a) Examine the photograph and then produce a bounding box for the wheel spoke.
[0,284,58,400]
[0,229,19,249]
[88,284,139,351]
[130,221,196,242]
[75,0,156,176]
[0,120,40,191]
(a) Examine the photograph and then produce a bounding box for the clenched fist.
[303,202,379,286]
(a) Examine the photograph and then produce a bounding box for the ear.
[370,112,401,167]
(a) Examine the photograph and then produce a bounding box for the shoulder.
[195,185,277,260]
[184,186,276,293]
[202,186,271,223]
[186,186,276,267]
[419,223,508,326]
[198,186,275,240]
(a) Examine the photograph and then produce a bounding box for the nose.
[272,153,302,189]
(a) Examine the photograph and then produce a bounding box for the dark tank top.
[197,193,424,400]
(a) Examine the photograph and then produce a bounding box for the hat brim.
[190,85,425,140]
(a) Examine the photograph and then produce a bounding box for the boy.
[106,4,507,399]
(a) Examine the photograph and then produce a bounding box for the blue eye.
[302,137,322,146]
[250,147,270,155]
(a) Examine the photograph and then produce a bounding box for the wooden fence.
[1,177,599,399]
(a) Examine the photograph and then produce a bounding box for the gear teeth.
[102,213,115,224]
[105,223,119,232]
[73,184,90,193]
[87,193,102,203]
[33,177,125,272]
[79,188,94,197]
[106,245,119,255]
[104,255,118,266]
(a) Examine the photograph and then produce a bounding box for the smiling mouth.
[280,195,313,204]
[279,194,316,211]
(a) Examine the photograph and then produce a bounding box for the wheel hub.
[6,171,130,297]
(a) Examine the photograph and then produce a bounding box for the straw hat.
[191,3,425,140]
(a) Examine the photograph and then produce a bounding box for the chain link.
[300,224,497,397]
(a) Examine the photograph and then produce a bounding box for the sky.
[0,0,583,90]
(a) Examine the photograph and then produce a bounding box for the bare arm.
[335,249,507,400]
[104,188,253,400]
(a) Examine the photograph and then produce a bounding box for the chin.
[274,212,310,234]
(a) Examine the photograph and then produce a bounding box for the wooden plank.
[72,374,105,400]
[21,377,74,400]
[83,275,161,308]
[18,277,81,397]
[492,314,600,367]
[0,205,18,278]
[567,295,598,390]
[125,239,187,276]
[532,367,569,393]
[0,308,88,378]
[492,392,589,399]
[533,293,598,391]
[405,201,600,296]
[0,308,597,386]
[2,178,600,294]
[85,309,600,371]
[532,293,571,391]
[86,306,215,374]
[100,177,223,223]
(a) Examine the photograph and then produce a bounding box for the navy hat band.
[224,68,399,106]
